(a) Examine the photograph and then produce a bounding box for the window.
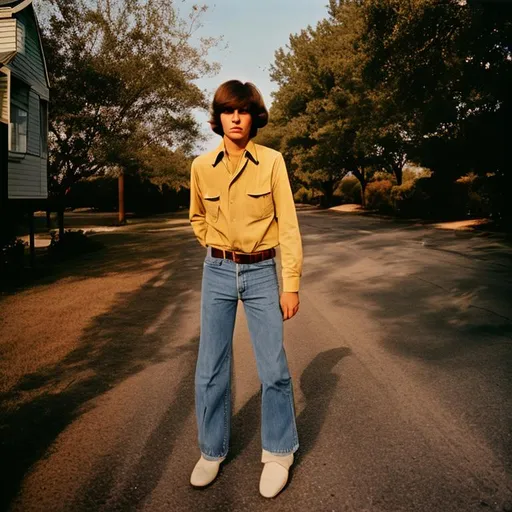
[40,100,48,157]
[10,105,28,153]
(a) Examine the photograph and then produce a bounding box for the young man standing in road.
[188,80,303,498]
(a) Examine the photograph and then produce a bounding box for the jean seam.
[222,350,231,455]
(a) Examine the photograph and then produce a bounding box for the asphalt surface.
[1,208,512,512]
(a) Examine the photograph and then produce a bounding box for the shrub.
[294,186,314,204]
[402,167,432,183]
[1,237,27,276]
[336,176,362,204]
[48,229,103,260]
[391,177,433,218]
[366,180,394,213]
[455,172,493,218]
[371,171,395,183]
[66,175,189,213]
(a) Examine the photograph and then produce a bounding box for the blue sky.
[178,1,330,152]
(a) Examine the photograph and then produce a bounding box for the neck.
[223,135,249,157]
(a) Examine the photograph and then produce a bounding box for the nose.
[232,110,240,122]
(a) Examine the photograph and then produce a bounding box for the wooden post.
[58,205,64,239]
[28,209,35,268]
[118,169,126,224]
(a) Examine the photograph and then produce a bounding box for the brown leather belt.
[211,247,276,264]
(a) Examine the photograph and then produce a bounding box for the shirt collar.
[211,139,259,167]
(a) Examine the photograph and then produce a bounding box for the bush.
[371,171,395,183]
[336,176,362,204]
[48,229,103,260]
[402,167,432,183]
[365,180,394,213]
[391,177,433,218]
[294,186,314,204]
[455,172,493,218]
[1,237,27,276]
[66,175,189,213]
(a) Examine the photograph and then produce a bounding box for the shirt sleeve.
[272,153,303,292]
[189,160,207,247]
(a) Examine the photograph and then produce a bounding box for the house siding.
[8,153,46,198]
[4,3,49,201]
[27,88,38,155]
[10,76,27,105]
[0,18,16,54]
[9,9,48,100]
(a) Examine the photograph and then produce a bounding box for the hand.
[280,292,300,321]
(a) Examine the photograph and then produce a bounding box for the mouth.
[230,128,242,132]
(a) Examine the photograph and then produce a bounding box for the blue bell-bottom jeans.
[195,250,299,461]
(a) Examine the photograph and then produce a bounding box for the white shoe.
[259,450,294,498]
[190,456,222,487]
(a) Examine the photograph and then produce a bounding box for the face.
[220,106,252,143]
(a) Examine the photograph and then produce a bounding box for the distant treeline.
[254,0,511,225]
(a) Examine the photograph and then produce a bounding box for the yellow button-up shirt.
[189,140,303,292]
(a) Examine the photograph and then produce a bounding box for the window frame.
[10,104,28,154]
[40,100,48,158]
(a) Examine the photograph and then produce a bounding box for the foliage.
[36,0,219,200]
[361,0,512,218]
[0,237,27,275]
[269,0,512,218]
[48,229,103,259]
[66,175,189,213]
[335,176,362,205]
[366,180,394,213]
[269,0,411,206]
[293,186,316,205]
[391,178,433,219]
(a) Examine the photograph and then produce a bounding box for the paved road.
[1,209,511,512]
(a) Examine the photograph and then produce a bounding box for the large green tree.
[270,0,403,206]
[37,0,218,229]
[361,0,512,217]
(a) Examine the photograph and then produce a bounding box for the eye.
[239,108,249,114]
[223,107,234,114]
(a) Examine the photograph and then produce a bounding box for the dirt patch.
[433,219,491,231]
[329,204,363,213]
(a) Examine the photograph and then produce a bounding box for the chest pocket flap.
[246,184,274,219]
[203,191,220,223]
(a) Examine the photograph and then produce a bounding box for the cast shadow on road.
[0,213,192,298]
[294,347,351,467]
[301,209,512,364]
[0,235,203,511]
[226,347,352,470]
[75,336,199,511]
[167,347,352,512]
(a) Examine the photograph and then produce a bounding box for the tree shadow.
[0,212,193,297]
[295,347,352,466]
[74,338,199,511]
[0,238,203,510]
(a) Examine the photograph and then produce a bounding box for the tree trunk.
[322,179,335,207]
[352,168,367,208]
[57,201,65,239]
[28,209,35,268]
[118,170,126,224]
[394,164,403,186]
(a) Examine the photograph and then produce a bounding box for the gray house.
[0,0,49,207]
